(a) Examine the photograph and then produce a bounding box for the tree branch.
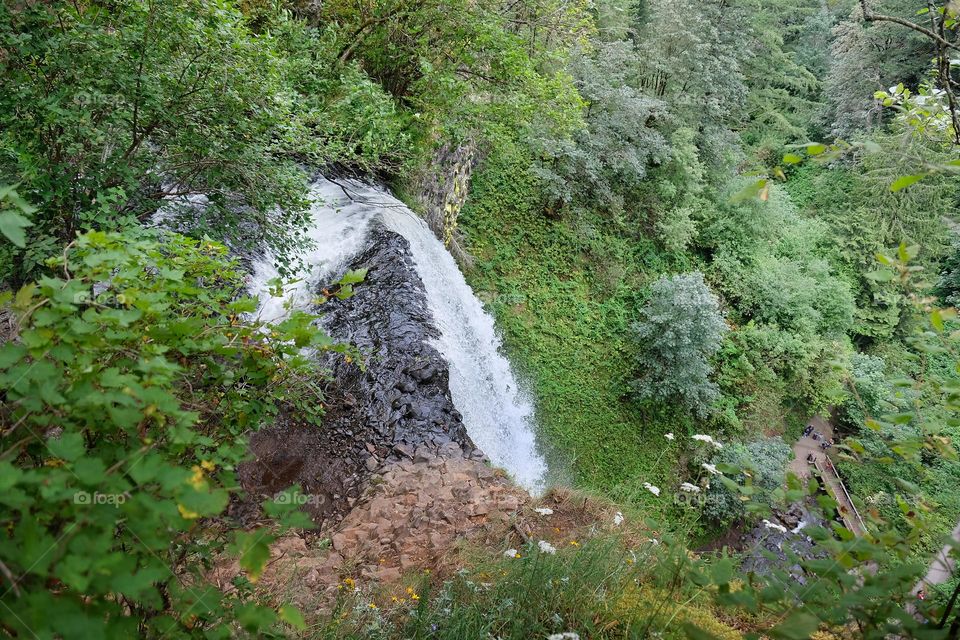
[858,0,960,52]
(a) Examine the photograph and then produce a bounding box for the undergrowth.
[308,535,742,640]
[457,141,695,515]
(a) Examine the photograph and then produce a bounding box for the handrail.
[813,458,868,534]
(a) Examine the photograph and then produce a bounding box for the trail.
[789,416,866,536]
[914,519,960,595]
[792,417,958,595]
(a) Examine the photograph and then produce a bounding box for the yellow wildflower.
[178,504,200,520]
[200,460,216,471]
[188,466,205,490]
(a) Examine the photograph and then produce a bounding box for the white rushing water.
[248,177,547,491]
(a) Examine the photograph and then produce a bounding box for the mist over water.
[249,177,548,491]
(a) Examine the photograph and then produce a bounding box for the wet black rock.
[320,225,477,458]
[236,224,479,529]
[739,500,831,585]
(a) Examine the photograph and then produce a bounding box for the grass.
[305,535,742,640]
[452,143,698,516]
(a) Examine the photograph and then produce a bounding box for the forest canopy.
[1,0,960,638]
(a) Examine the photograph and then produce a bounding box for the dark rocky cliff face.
[320,225,478,456]
[237,224,480,528]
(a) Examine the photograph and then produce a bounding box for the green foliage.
[458,142,681,505]
[0,229,337,637]
[836,353,894,432]
[0,184,35,248]
[310,535,739,640]
[703,437,792,525]
[703,185,855,338]
[784,135,957,340]
[529,40,668,217]
[738,0,824,159]
[696,250,960,639]
[650,128,709,254]
[0,1,409,282]
[632,273,729,418]
[632,0,750,176]
[934,232,960,306]
[305,0,589,145]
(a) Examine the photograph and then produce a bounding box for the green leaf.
[890,174,924,192]
[710,557,734,585]
[73,457,107,485]
[48,432,86,461]
[897,243,919,261]
[232,529,275,583]
[931,309,945,332]
[729,179,768,204]
[0,461,23,491]
[781,153,803,165]
[805,143,827,155]
[178,487,229,518]
[0,210,33,247]
[278,604,307,630]
[768,612,820,639]
[338,268,368,285]
[865,269,893,282]
[0,344,27,369]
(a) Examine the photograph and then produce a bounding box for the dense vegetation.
[2,0,960,637]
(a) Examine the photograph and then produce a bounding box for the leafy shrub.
[631,272,728,418]
[836,353,891,433]
[0,2,410,282]
[703,437,792,525]
[0,229,337,637]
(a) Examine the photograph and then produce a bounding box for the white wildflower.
[547,633,581,640]
[642,482,661,497]
[646,538,660,545]
[701,463,720,475]
[762,519,787,534]
[533,507,554,516]
[503,548,518,558]
[613,511,624,526]
[680,482,701,493]
[692,434,723,449]
[538,540,557,554]
[664,432,675,441]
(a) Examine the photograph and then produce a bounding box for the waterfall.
[248,177,547,491]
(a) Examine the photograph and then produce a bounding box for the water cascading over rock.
[245,177,547,513]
